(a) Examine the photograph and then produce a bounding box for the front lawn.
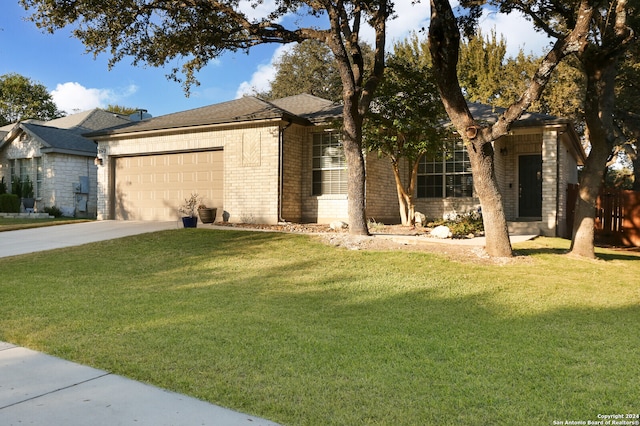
[1,229,638,425]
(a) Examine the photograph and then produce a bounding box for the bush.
[0,194,20,213]
[428,209,484,238]
[0,177,7,194]
[43,206,63,218]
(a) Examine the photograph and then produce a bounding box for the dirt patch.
[215,222,527,265]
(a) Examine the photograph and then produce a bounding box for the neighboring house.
[0,109,131,217]
[87,95,585,238]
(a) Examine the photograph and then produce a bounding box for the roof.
[466,102,585,163]
[270,94,343,124]
[86,95,342,138]
[0,109,131,156]
[41,109,130,134]
[22,123,98,155]
[467,102,571,127]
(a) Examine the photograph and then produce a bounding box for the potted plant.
[178,192,201,228]
[197,203,217,224]
[21,176,35,211]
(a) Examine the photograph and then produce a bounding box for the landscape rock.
[414,212,426,227]
[431,225,452,239]
[330,220,349,230]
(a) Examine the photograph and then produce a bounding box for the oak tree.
[21,0,393,235]
[428,0,593,257]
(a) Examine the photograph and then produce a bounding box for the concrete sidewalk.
[0,220,179,258]
[0,342,280,425]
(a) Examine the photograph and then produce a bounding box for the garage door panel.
[114,151,223,221]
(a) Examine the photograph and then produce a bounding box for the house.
[0,109,131,217]
[411,103,585,238]
[87,95,585,238]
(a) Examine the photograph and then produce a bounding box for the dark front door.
[519,154,542,217]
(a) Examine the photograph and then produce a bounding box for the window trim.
[311,131,347,196]
[417,138,474,199]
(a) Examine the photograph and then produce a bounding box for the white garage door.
[114,150,223,221]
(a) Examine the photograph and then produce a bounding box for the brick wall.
[98,123,283,223]
[281,124,305,222]
[365,154,401,223]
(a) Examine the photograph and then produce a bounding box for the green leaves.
[0,73,64,125]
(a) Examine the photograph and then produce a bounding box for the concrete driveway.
[0,220,178,258]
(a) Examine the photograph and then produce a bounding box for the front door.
[519,154,542,218]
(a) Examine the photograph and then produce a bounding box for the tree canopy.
[21,0,393,235]
[0,73,63,126]
[365,35,447,225]
[260,40,343,102]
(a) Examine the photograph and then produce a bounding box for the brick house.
[412,103,585,238]
[87,95,585,237]
[0,109,130,217]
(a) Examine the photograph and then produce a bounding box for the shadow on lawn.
[514,245,640,262]
[3,229,639,425]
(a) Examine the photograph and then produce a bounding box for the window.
[9,158,40,197]
[417,139,473,198]
[36,157,43,198]
[312,132,347,195]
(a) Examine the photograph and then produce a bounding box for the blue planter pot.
[182,216,198,228]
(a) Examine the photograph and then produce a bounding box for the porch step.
[508,221,542,236]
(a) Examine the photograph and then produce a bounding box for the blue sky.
[1,1,551,118]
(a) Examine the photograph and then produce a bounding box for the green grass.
[1,229,638,425]
[0,217,91,231]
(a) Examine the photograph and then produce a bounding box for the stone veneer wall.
[46,153,97,217]
[0,133,96,217]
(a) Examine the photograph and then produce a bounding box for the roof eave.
[87,115,311,140]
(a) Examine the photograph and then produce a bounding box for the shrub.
[0,177,6,194]
[0,194,20,213]
[428,209,484,238]
[43,206,63,218]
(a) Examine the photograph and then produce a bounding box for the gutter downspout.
[278,119,293,223]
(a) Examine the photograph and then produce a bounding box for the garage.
[113,150,223,221]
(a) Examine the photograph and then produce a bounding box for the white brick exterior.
[0,132,97,217]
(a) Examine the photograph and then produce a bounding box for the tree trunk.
[341,96,369,235]
[391,161,412,226]
[467,138,513,257]
[570,53,618,258]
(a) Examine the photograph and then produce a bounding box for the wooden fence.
[567,184,640,247]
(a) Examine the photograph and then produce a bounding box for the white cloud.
[51,82,138,114]
[238,0,279,23]
[235,44,293,98]
[478,9,552,57]
[236,3,551,98]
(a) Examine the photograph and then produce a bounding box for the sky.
[0,1,553,118]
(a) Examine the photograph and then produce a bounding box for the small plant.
[0,176,7,194]
[178,193,201,217]
[367,218,386,232]
[11,177,22,197]
[44,205,63,218]
[428,208,484,238]
[22,176,34,198]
